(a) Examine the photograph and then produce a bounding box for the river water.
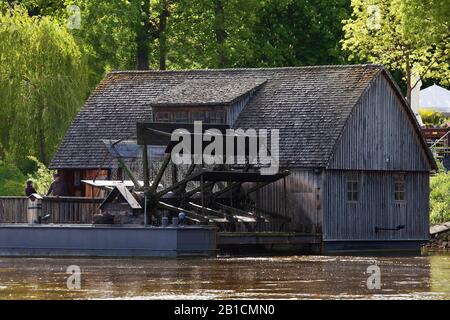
[0,253,448,300]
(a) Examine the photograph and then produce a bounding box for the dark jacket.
[25,186,37,197]
[46,181,68,196]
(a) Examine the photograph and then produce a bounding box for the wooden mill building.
[50,64,436,252]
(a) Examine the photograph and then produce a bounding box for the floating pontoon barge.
[0,224,217,257]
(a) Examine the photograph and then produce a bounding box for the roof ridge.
[108,64,384,75]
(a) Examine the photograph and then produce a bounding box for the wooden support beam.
[244,181,271,195]
[151,153,171,192]
[216,203,260,219]
[247,205,291,222]
[184,181,215,197]
[142,145,150,191]
[212,164,251,198]
[158,201,226,223]
[116,154,141,189]
[174,162,196,194]
[188,202,226,217]
[156,171,201,197]
[157,201,206,223]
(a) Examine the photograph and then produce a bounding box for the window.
[347,174,359,202]
[174,111,188,123]
[393,174,405,201]
[155,112,170,122]
[192,111,207,122]
[209,111,226,124]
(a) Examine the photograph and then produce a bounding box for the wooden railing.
[0,196,103,224]
[0,197,28,223]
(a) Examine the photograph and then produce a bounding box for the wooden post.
[151,153,171,192]
[142,145,150,224]
[283,176,287,218]
[229,178,233,207]
[201,174,205,218]
[142,145,150,190]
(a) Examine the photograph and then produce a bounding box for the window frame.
[192,110,207,122]
[152,108,227,124]
[346,173,360,203]
[155,111,170,122]
[209,110,226,124]
[393,173,406,202]
[174,111,189,123]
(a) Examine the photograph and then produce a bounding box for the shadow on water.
[0,252,448,300]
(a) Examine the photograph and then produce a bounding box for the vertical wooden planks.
[323,170,429,241]
[0,197,28,223]
[328,74,431,172]
[0,197,103,224]
[250,169,323,233]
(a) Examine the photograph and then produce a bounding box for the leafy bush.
[0,160,26,196]
[430,161,450,225]
[419,108,450,127]
[26,156,55,195]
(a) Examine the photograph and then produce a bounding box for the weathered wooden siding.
[252,169,323,233]
[0,197,102,224]
[328,73,431,172]
[323,170,429,241]
[44,197,102,223]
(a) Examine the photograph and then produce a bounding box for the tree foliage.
[65,0,141,83]
[248,0,350,67]
[0,5,89,170]
[0,160,26,196]
[419,108,450,127]
[168,0,261,68]
[342,0,450,101]
[62,0,350,72]
[26,155,55,194]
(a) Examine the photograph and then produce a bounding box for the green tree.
[248,0,351,67]
[342,0,450,102]
[65,0,180,77]
[0,160,26,196]
[168,0,261,69]
[419,108,450,127]
[168,0,350,69]
[26,155,55,194]
[0,5,89,170]
[63,0,141,84]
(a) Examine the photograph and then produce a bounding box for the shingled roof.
[152,77,267,106]
[50,64,429,170]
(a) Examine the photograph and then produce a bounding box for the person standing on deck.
[46,174,68,196]
[25,180,37,197]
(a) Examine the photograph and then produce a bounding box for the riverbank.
[424,225,450,251]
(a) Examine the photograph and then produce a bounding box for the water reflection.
[0,254,448,299]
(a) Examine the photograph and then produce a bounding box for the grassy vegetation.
[430,161,450,225]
